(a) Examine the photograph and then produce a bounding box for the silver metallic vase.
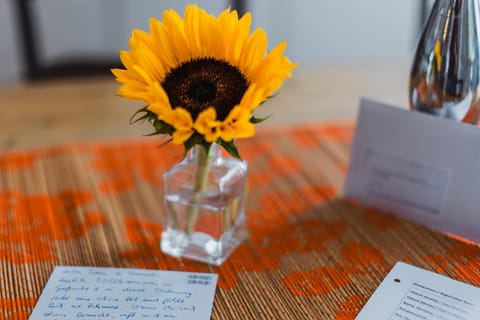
[409,0,480,124]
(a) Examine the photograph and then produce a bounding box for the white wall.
[0,1,421,85]
[35,0,227,61]
[35,0,115,62]
[250,1,420,66]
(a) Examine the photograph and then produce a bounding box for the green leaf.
[263,93,278,104]
[129,106,150,124]
[146,112,158,123]
[183,133,206,156]
[251,114,271,124]
[128,106,175,137]
[142,131,162,137]
[152,119,175,135]
[218,139,242,160]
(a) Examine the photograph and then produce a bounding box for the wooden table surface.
[0,61,410,152]
[2,123,480,320]
[2,60,480,319]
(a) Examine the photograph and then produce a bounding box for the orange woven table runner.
[1,123,480,320]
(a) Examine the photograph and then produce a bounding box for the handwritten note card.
[29,266,218,320]
[356,262,480,320]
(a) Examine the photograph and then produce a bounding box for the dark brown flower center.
[162,57,248,120]
[188,80,217,104]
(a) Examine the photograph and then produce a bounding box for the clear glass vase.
[161,143,248,265]
[409,0,480,124]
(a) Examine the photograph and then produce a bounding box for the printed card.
[344,98,480,244]
[356,262,480,320]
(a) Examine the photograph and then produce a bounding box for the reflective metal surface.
[409,0,480,124]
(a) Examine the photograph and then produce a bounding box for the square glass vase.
[161,143,248,265]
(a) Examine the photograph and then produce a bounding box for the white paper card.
[344,98,480,243]
[356,262,480,319]
[29,266,218,320]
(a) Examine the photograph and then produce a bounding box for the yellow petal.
[150,19,177,71]
[194,108,217,134]
[184,4,203,58]
[135,42,166,81]
[146,83,171,115]
[159,107,194,144]
[173,108,194,128]
[194,108,222,142]
[229,12,252,66]
[117,85,149,101]
[239,84,265,111]
[119,50,136,68]
[163,11,190,64]
[218,123,235,141]
[233,120,255,138]
[252,41,297,96]
[240,28,268,79]
[224,106,255,139]
[172,128,193,144]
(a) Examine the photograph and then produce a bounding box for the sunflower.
[112,4,296,158]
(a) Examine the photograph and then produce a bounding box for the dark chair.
[231,0,247,17]
[12,0,121,81]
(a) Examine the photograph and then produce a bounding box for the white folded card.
[356,262,480,319]
[29,266,218,320]
[344,98,480,243]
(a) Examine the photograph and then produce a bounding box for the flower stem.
[185,144,211,234]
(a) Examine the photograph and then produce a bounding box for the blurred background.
[0,0,432,85]
[0,0,436,150]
